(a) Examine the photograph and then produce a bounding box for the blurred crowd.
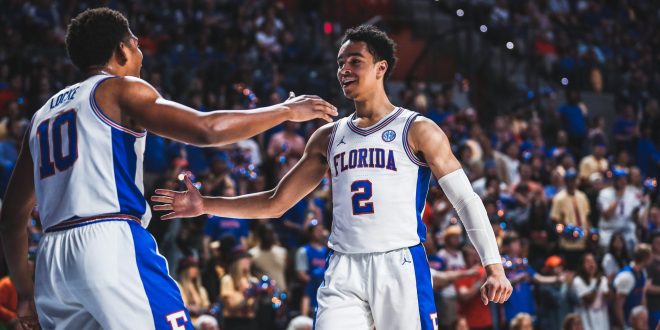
[459,0,660,97]
[1,1,660,330]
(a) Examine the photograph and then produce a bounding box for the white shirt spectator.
[601,253,623,279]
[572,275,610,330]
[597,186,642,251]
[437,249,466,298]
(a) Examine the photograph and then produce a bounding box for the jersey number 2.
[351,180,374,214]
[36,110,78,178]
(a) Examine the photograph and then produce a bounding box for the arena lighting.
[456,9,464,17]
[323,22,332,35]
[506,41,514,49]
[480,25,488,32]
[561,77,569,85]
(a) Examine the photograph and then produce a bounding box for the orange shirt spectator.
[455,246,493,330]
[0,276,18,326]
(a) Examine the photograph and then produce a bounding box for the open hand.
[151,175,204,220]
[283,91,338,123]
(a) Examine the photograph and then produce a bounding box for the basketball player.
[152,25,511,329]
[0,8,336,330]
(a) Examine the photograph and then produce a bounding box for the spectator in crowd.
[614,244,653,329]
[537,255,573,330]
[0,273,18,329]
[455,244,492,330]
[451,316,470,330]
[221,250,258,330]
[248,223,288,292]
[295,220,328,317]
[267,122,305,180]
[562,313,585,330]
[177,256,211,322]
[194,314,220,330]
[645,232,660,330]
[557,90,588,156]
[510,312,534,330]
[571,253,610,330]
[602,232,631,283]
[629,305,649,330]
[598,169,642,253]
[437,225,466,329]
[203,213,250,264]
[501,232,563,323]
[579,141,608,186]
[550,168,591,270]
[286,315,313,330]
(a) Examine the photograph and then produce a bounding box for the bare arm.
[113,77,337,147]
[409,116,511,305]
[614,293,626,326]
[533,273,561,284]
[152,124,333,219]
[0,133,36,299]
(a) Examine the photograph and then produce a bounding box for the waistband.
[44,214,142,233]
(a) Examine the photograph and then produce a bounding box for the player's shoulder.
[305,121,339,155]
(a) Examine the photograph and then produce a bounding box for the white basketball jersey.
[28,75,151,231]
[326,108,431,253]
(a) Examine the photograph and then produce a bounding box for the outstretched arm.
[113,77,337,147]
[152,124,333,219]
[0,132,39,327]
[409,116,512,305]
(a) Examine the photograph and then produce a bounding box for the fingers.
[161,212,177,220]
[153,204,173,211]
[313,100,339,116]
[151,195,173,203]
[480,285,489,305]
[154,189,176,197]
[19,317,40,330]
[183,175,197,191]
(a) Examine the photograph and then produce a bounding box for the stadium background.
[0,0,659,329]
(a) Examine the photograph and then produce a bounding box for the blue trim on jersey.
[112,128,147,218]
[416,167,431,242]
[326,121,339,169]
[347,108,403,136]
[410,244,438,330]
[128,221,193,329]
[403,113,429,167]
[89,76,146,137]
[313,250,334,330]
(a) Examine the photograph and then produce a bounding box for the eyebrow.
[337,52,365,61]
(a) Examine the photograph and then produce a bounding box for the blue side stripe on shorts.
[129,221,193,329]
[410,244,437,330]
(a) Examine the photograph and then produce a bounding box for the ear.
[115,41,129,66]
[376,60,388,79]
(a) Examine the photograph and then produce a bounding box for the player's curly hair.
[341,25,397,80]
[65,8,131,72]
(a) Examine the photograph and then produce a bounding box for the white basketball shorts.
[34,216,192,329]
[314,243,438,330]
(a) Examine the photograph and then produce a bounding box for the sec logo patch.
[382,130,396,142]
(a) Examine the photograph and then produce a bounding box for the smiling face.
[336,40,387,102]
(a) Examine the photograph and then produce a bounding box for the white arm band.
[438,169,502,266]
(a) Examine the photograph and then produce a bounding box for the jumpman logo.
[337,136,346,146]
[402,256,412,265]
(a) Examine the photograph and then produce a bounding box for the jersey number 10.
[36,110,78,179]
[351,180,374,215]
